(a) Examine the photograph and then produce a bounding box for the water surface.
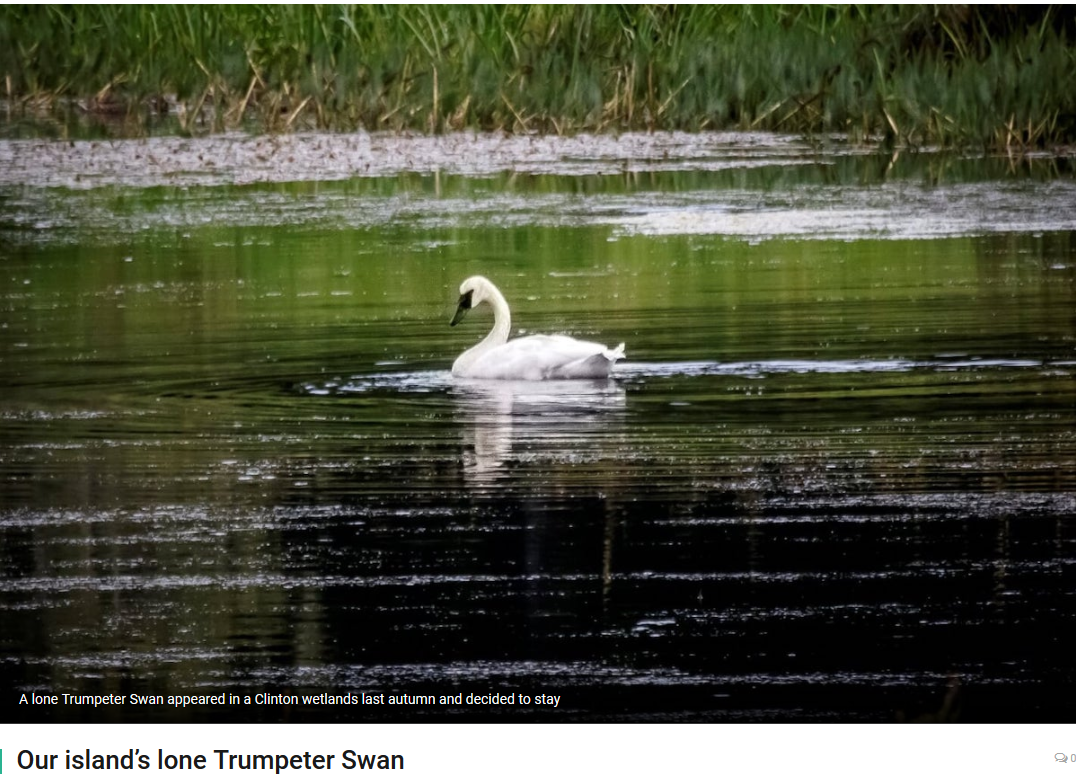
[1,133,1074,722]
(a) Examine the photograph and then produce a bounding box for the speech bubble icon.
[1056,753,1069,763]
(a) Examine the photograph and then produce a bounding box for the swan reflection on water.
[449,376,627,489]
[300,369,628,491]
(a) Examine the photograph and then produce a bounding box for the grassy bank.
[2,5,1075,148]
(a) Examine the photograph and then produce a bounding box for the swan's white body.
[450,276,624,380]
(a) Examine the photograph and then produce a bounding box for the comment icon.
[1057,753,1070,763]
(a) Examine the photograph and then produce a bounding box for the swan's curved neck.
[481,283,511,347]
[453,281,511,375]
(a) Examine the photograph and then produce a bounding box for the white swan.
[449,275,625,380]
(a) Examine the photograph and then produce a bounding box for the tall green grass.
[2,5,1074,147]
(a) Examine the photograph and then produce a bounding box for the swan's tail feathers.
[558,342,624,379]
[604,343,626,361]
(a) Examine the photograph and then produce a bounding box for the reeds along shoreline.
[3,5,1075,149]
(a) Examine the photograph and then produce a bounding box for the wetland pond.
[1,132,1075,722]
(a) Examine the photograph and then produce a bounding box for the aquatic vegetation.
[1,6,1075,148]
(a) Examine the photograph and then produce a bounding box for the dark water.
[1,136,1075,722]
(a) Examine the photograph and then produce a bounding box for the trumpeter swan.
[449,275,625,380]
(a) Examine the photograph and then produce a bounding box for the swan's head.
[450,275,497,326]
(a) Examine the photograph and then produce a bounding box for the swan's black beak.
[450,290,473,326]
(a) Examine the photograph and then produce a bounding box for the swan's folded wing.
[468,335,624,380]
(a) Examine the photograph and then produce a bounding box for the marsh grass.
[2,5,1075,148]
